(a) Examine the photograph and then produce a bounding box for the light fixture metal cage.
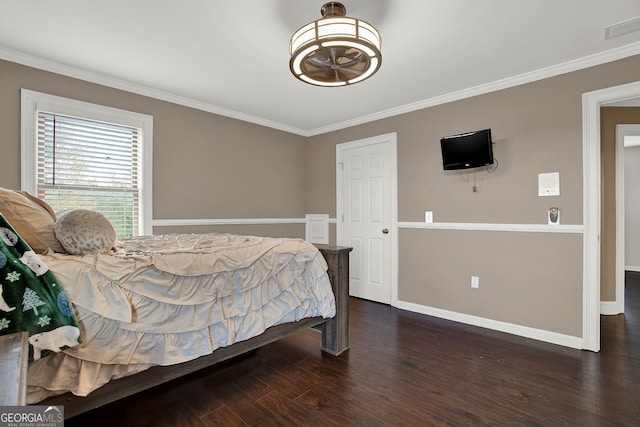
[289,2,382,87]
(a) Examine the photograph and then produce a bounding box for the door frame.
[583,80,640,352]
[336,132,399,306]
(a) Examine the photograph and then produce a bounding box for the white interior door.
[337,133,397,304]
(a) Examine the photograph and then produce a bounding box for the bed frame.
[39,244,352,419]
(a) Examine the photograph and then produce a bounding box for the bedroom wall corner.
[304,54,640,345]
[0,58,309,229]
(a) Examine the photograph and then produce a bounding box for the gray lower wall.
[399,229,583,336]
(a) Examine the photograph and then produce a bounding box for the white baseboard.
[625,265,640,272]
[600,300,623,315]
[395,300,584,350]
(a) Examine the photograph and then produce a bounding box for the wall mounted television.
[440,128,494,170]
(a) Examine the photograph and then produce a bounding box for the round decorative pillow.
[54,209,116,255]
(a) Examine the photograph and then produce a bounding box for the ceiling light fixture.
[289,2,382,87]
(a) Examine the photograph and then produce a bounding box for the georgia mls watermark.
[0,406,64,427]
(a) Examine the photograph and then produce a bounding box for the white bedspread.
[27,233,335,400]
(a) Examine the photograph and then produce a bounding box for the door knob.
[382,229,389,234]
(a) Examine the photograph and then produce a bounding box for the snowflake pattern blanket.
[0,213,81,361]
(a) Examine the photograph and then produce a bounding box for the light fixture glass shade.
[289,2,382,87]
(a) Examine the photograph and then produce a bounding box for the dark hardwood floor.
[67,277,640,426]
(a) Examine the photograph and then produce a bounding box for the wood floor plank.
[119,400,206,427]
[65,278,640,426]
[199,406,246,427]
[250,362,311,401]
[230,372,274,401]
[291,390,362,427]
[209,381,295,427]
[256,389,333,427]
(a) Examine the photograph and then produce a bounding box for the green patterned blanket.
[0,212,81,361]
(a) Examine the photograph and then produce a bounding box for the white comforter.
[27,233,335,400]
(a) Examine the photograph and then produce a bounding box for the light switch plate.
[425,211,433,223]
[471,276,479,288]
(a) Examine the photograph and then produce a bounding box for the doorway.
[583,81,640,352]
[613,124,640,315]
[336,133,398,305]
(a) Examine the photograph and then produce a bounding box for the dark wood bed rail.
[39,245,352,419]
[315,245,351,355]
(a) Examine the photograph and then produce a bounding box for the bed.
[0,188,350,418]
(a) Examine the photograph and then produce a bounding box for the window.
[21,89,153,237]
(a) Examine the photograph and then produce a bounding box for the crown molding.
[2,41,640,138]
[307,41,640,136]
[0,47,308,136]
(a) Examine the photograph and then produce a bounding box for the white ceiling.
[1,0,640,136]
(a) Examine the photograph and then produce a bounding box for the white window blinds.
[37,112,142,238]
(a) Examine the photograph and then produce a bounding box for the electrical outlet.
[471,276,479,288]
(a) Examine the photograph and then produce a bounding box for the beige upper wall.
[0,59,307,235]
[307,56,640,225]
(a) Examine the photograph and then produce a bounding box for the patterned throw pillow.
[0,187,67,254]
[54,209,116,255]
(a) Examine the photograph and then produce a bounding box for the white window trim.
[20,89,154,235]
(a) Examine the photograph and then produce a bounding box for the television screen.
[440,129,494,170]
